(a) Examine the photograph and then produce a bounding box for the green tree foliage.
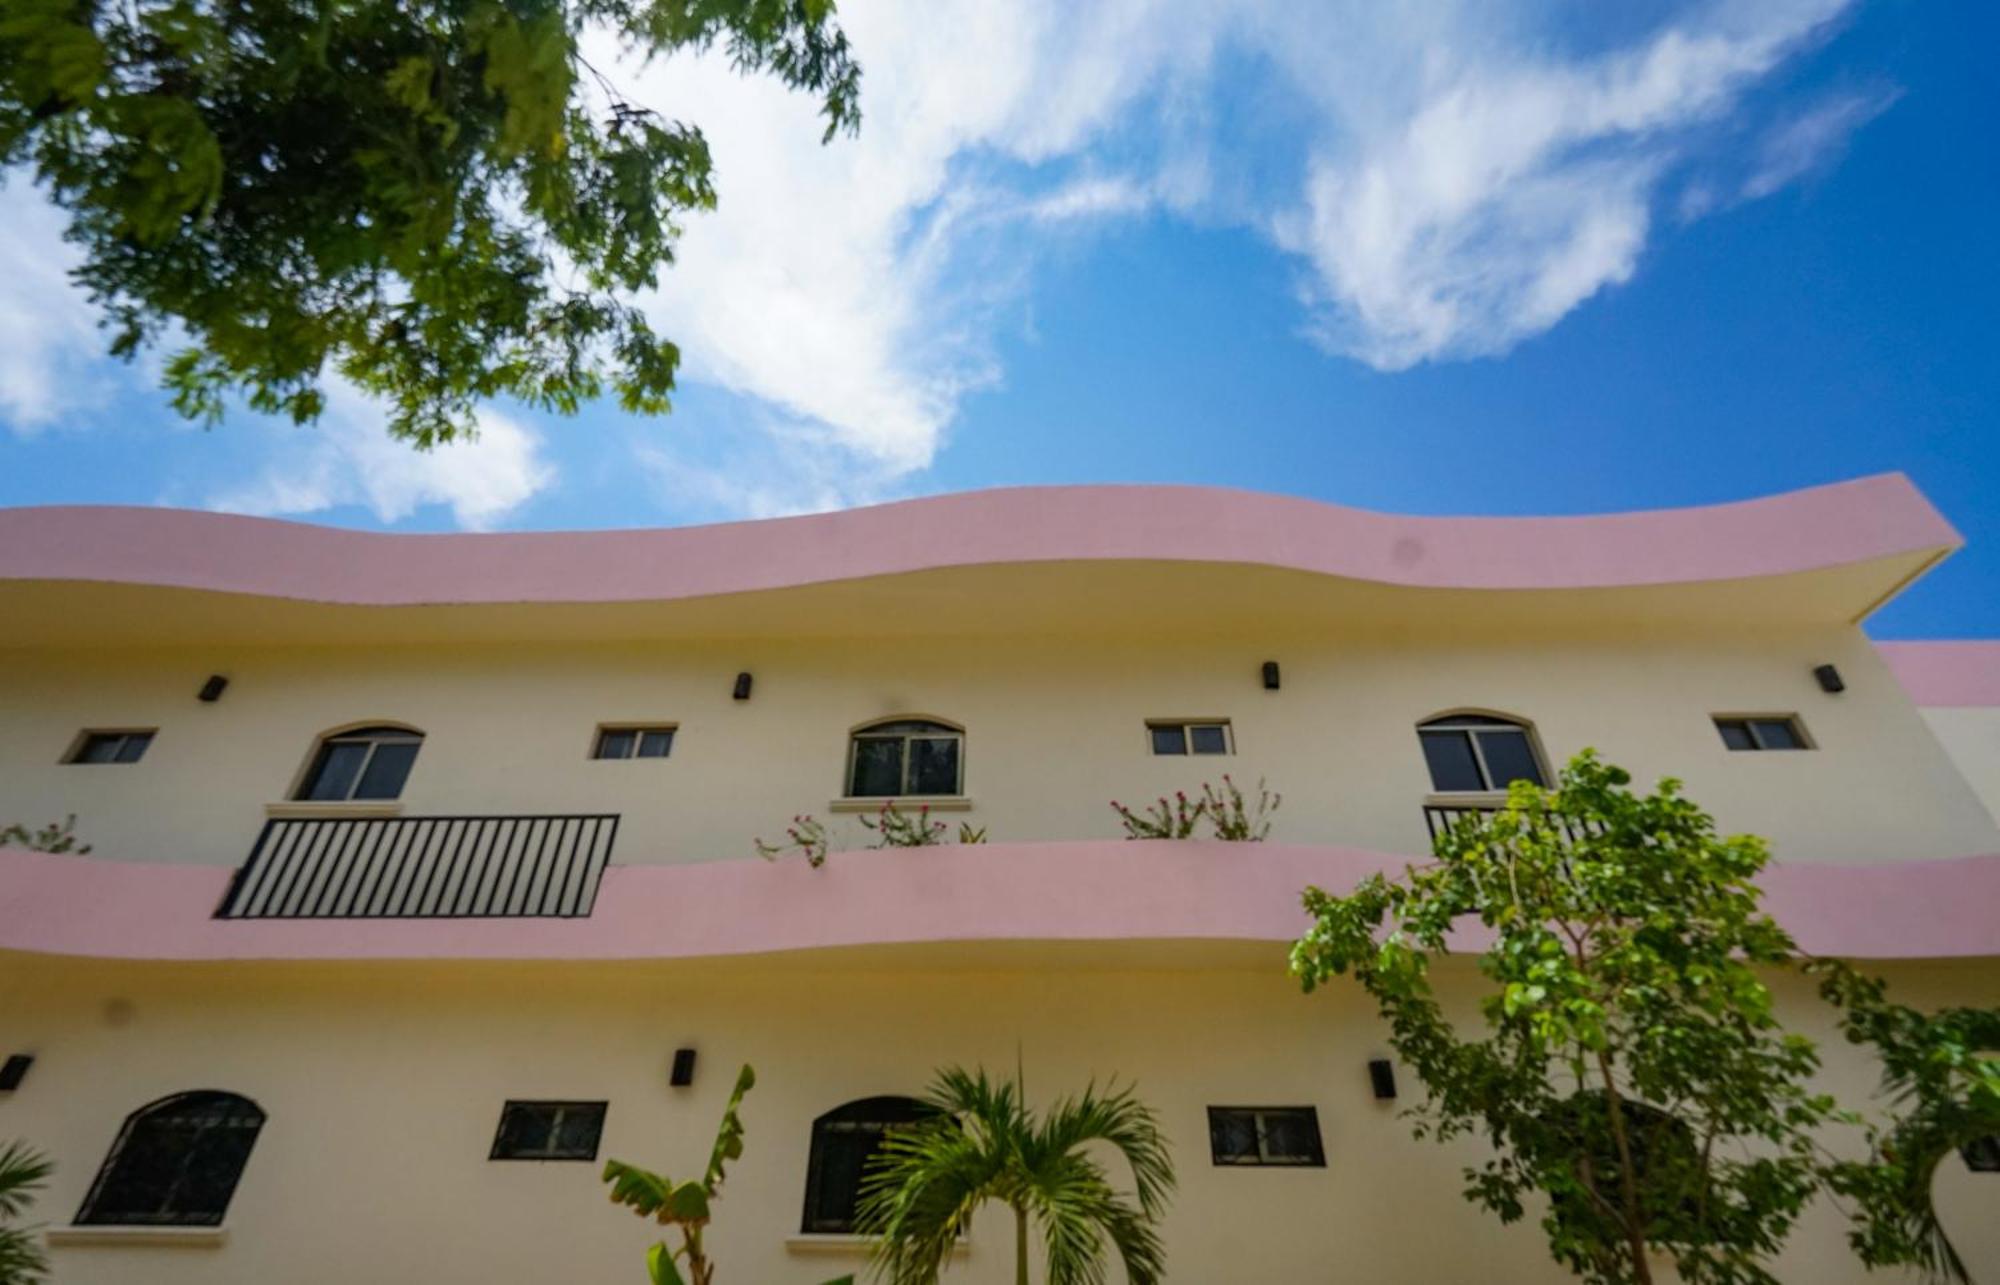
[0,0,860,446]
[0,1142,53,1285]
[1292,752,1842,1285]
[1816,963,2000,1284]
[602,1063,851,1285]
[858,1065,1175,1285]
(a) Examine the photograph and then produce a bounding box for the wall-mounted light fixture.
[1261,661,1281,691]
[197,674,229,703]
[1367,1058,1396,1101]
[732,672,753,701]
[670,1048,697,1087]
[0,1055,32,1092]
[1813,664,1845,694]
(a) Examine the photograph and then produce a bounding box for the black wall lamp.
[732,672,753,701]
[1813,664,1845,694]
[0,1055,32,1092]
[670,1048,698,1087]
[198,674,229,702]
[1261,661,1281,691]
[1367,1058,1396,1101]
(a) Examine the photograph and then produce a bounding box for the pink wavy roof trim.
[0,473,1959,605]
[1876,641,2000,707]
[0,842,1993,963]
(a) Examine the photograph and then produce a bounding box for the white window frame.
[64,728,156,765]
[1417,716,1546,793]
[844,720,965,798]
[1712,715,1813,752]
[1207,1106,1325,1167]
[590,724,678,761]
[1145,720,1234,756]
[292,726,424,802]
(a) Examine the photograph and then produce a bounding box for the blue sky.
[1,0,1993,637]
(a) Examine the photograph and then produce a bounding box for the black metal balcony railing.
[1422,803,1603,847]
[217,814,619,919]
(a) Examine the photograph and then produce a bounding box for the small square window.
[1207,1106,1325,1167]
[489,1101,607,1161]
[593,726,675,760]
[1148,721,1232,755]
[67,730,154,765]
[1714,716,1809,752]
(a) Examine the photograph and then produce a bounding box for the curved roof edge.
[1877,641,2000,707]
[0,474,1959,608]
[1,841,1993,963]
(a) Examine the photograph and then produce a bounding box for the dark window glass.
[489,1102,607,1161]
[1190,725,1230,755]
[1962,1136,2000,1173]
[76,1092,264,1226]
[1477,730,1544,787]
[803,1097,937,1233]
[70,731,153,765]
[1750,719,1803,750]
[1150,725,1187,755]
[1206,1107,1325,1167]
[302,741,368,800]
[353,741,419,799]
[1419,729,1484,792]
[636,730,675,758]
[1716,719,1756,751]
[848,738,905,797]
[908,737,960,795]
[297,728,422,801]
[594,729,636,760]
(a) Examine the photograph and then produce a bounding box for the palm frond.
[1031,1080,1175,1218]
[0,1145,50,1224]
[858,1102,1001,1285]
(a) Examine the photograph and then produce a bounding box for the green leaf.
[646,1241,686,1285]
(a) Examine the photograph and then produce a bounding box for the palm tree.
[857,1066,1174,1285]
[0,1141,52,1285]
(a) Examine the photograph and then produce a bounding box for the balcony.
[1421,802,1604,848]
[216,815,620,919]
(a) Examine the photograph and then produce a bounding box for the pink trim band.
[1,843,1993,963]
[0,474,1959,606]
[1876,641,2000,708]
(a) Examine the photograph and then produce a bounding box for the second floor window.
[1714,716,1809,751]
[1418,714,1545,793]
[592,726,675,760]
[67,729,154,764]
[1149,721,1232,755]
[846,719,963,797]
[295,726,423,801]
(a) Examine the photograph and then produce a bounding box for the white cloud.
[2,0,1883,525]
[1743,85,1900,200]
[607,0,1867,504]
[0,180,116,429]
[201,386,553,530]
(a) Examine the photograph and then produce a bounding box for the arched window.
[801,1096,937,1233]
[1417,714,1545,793]
[295,725,423,801]
[76,1091,265,1226]
[846,719,963,798]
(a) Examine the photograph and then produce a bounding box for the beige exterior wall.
[1,949,1992,1285]
[1,616,1994,870]
[1914,706,2000,828]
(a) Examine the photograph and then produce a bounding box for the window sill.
[1422,791,1509,808]
[265,801,404,819]
[828,796,973,814]
[48,1225,228,1248]
[786,1234,966,1257]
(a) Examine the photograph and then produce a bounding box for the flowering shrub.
[861,801,947,847]
[1110,791,1203,840]
[754,814,829,868]
[1111,779,1279,842]
[0,814,90,854]
[1202,776,1279,842]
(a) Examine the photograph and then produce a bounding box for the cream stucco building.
[0,475,1996,1283]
